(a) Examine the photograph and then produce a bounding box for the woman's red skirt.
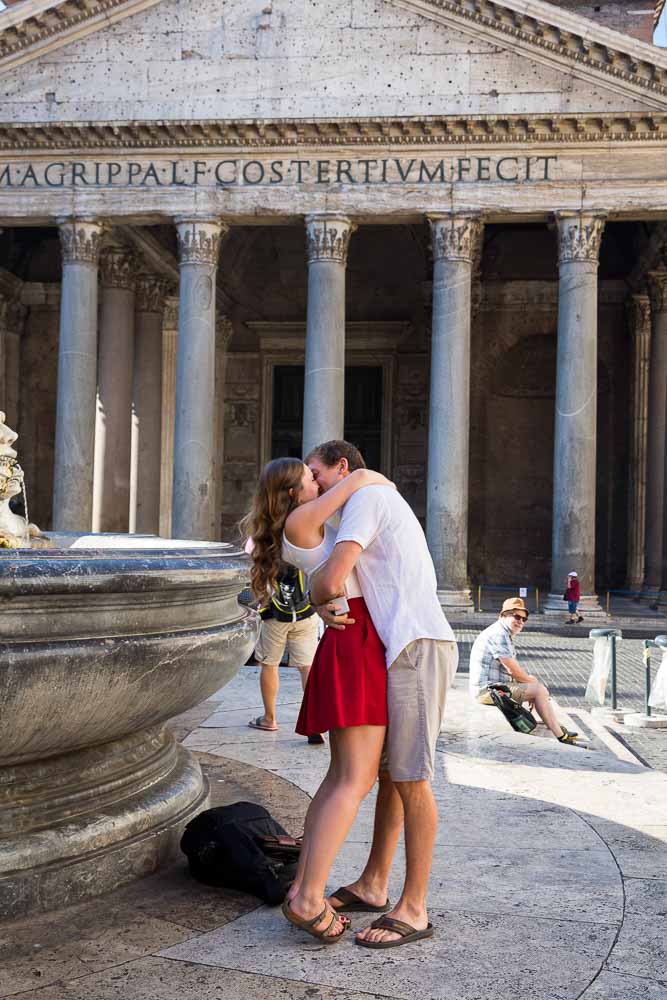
[296,597,388,735]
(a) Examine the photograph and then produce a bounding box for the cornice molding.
[0,0,163,74]
[2,114,667,150]
[1,0,666,108]
[394,0,667,105]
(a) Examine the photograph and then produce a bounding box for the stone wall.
[0,0,654,123]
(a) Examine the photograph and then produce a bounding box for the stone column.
[302,214,355,459]
[130,275,169,535]
[92,246,136,533]
[172,218,226,540]
[159,295,178,538]
[213,314,233,540]
[626,294,651,594]
[547,213,606,614]
[53,219,104,532]
[644,268,667,604]
[425,214,483,610]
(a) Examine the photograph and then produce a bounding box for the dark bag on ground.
[487,683,537,734]
[180,801,300,905]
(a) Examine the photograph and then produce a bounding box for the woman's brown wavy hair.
[240,457,306,599]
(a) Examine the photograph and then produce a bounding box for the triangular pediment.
[1,0,667,129]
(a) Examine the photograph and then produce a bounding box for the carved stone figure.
[0,411,47,548]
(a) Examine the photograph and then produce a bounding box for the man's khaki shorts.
[254,615,319,668]
[477,683,531,706]
[381,639,458,783]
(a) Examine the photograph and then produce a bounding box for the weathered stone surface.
[0,539,258,920]
[0,0,662,124]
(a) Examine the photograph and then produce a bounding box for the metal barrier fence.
[473,584,540,614]
[602,589,666,617]
[474,585,667,618]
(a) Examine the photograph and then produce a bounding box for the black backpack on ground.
[180,801,300,905]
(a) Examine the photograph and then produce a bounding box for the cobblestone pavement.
[455,627,667,773]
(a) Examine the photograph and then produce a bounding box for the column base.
[641,585,661,610]
[542,593,606,618]
[437,588,474,613]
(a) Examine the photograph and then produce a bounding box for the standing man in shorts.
[249,561,323,745]
[307,440,458,948]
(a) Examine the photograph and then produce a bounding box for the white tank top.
[281,523,362,598]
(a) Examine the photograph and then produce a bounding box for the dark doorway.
[271,365,383,469]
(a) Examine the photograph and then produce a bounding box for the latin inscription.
[0,156,557,188]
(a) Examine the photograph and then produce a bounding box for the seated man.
[469,598,579,746]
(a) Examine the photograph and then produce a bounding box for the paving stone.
[11,956,387,1000]
[581,971,667,999]
[160,904,618,1000]
[606,878,667,981]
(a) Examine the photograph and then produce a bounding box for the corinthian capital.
[163,295,179,330]
[58,219,105,266]
[628,293,651,339]
[135,274,170,313]
[100,246,137,290]
[216,313,234,349]
[175,218,227,266]
[428,214,484,264]
[648,269,667,315]
[556,213,606,265]
[305,214,356,265]
[0,292,25,335]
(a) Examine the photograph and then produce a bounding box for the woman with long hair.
[241,457,391,944]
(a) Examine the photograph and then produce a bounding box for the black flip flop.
[355,915,435,949]
[330,886,391,913]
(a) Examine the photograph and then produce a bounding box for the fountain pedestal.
[0,535,258,920]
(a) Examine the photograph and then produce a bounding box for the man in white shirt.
[307,440,458,949]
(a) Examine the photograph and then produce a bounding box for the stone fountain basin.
[0,534,259,919]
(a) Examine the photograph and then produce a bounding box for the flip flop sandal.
[330,886,391,913]
[248,717,278,732]
[355,915,435,949]
[281,899,348,944]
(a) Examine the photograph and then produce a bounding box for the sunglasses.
[511,613,528,624]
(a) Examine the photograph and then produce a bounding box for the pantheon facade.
[1,0,667,611]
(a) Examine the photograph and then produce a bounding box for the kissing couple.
[242,440,458,948]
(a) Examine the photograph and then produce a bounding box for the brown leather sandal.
[281,899,348,944]
[355,915,434,949]
[330,886,391,913]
